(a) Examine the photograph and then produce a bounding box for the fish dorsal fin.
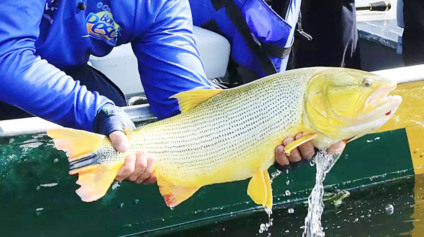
[157,175,200,207]
[247,169,273,209]
[47,128,105,160]
[75,163,123,202]
[170,89,223,113]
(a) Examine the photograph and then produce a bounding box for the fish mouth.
[344,84,402,143]
[365,83,401,118]
[366,83,396,106]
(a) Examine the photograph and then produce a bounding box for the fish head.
[305,68,402,145]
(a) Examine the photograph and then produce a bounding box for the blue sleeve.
[131,0,216,120]
[0,0,112,131]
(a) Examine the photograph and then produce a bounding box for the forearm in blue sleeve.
[132,0,215,120]
[0,0,112,130]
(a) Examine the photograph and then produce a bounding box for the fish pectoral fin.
[284,133,318,156]
[170,89,223,113]
[75,162,124,202]
[247,169,273,209]
[47,128,105,160]
[157,176,200,208]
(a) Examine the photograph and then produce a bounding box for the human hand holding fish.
[275,134,346,167]
[109,131,157,184]
[47,67,401,210]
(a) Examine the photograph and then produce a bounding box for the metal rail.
[1,65,424,137]
[0,104,156,137]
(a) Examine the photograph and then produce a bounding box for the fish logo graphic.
[86,11,121,46]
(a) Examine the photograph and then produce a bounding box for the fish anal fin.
[284,133,318,156]
[248,168,273,209]
[170,89,223,113]
[157,176,200,207]
[47,128,105,160]
[75,162,123,202]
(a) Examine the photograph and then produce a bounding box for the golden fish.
[47,67,401,209]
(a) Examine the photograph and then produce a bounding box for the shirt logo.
[43,0,59,24]
[86,11,121,46]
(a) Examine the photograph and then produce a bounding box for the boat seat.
[89,26,231,97]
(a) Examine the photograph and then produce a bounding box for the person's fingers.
[283,137,301,162]
[116,153,136,181]
[128,151,148,182]
[143,173,157,184]
[109,131,129,152]
[296,133,315,159]
[275,144,290,166]
[327,141,346,154]
[135,155,155,184]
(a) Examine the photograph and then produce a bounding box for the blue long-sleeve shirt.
[0,0,214,131]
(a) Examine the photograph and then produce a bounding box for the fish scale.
[125,68,316,185]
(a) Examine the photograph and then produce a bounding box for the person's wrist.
[93,104,135,135]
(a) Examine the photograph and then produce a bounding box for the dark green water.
[156,176,417,237]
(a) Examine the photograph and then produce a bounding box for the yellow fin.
[284,133,318,156]
[157,175,200,207]
[170,89,223,113]
[263,170,273,209]
[75,162,124,202]
[47,128,105,160]
[247,169,273,209]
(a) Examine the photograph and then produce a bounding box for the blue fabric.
[189,0,295,77]
[0,0,214,130]
[93,104,135,136]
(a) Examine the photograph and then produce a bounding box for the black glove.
[93,104,135,135]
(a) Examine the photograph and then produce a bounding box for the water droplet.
[288,208,294,214]
[285,190,291,196]
[170,207,174,210]
[264,207,272,216]
[354,218,359,223]
[385,204,394,215]
[259,223,267,233]
[36,186,40,191]
[35,208,44,216]
[111,182,120,190]
[134,199,140,205]
[119,203,125,208]
[286,180,290,185]
[222,227,226,231]
[53,158,59,164]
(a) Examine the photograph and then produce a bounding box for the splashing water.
[258,207,273,234]
[302,151,341,237]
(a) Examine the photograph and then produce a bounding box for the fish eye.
[362,77,372,87]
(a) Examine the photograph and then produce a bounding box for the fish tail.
[47,128,123,202]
